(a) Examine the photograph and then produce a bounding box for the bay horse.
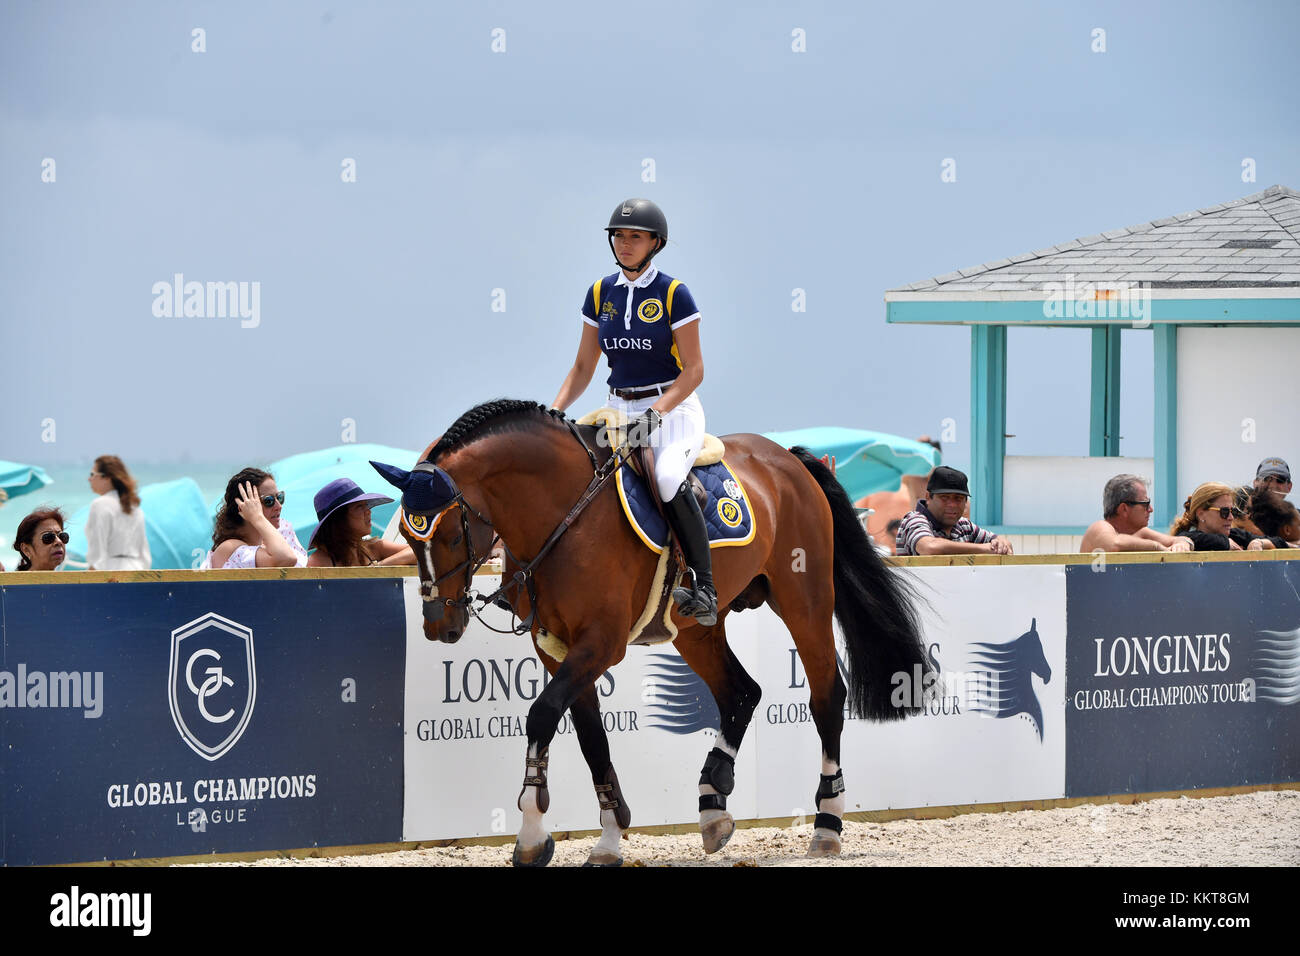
[373,399,932,866]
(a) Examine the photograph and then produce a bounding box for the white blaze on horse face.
[420,540,439,599]
[818,753,844,819]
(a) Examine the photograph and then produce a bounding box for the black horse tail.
[790,447,934,721]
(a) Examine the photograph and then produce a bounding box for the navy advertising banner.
[0,578,406,866]
[1065,559,1300,797]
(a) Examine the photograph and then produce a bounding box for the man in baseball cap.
[1253,458,1292,500]
[895,466,1013,556]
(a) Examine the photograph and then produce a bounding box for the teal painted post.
[1153,325,1178,528]
[970,325,1006,526]
[1089,327,1122,456]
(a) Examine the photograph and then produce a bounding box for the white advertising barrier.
[749,563,1066,820]
[403,564,1066,841]
[402,576,751,841]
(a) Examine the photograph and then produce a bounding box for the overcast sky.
[3,0,1298,472]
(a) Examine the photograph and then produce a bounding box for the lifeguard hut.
[885,185,1300,553]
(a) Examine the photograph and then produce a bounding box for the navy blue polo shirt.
[580,264,701,390]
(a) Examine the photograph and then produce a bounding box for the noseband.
[412,490,496,625]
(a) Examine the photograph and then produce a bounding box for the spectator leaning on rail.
[1170,482,1273,552]
[13,507,68,571]
[1253,457,1292,501]
[306,478,415,567]
[84,455,151,571]
[203,467,308,569]
[1080,474,1192,553]
[895,466,1012,556]
[1248,492,1300,548]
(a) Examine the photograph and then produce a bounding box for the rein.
[419,420,629,636]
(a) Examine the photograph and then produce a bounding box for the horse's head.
[371,459,493,644]
[1020,617,1052,684]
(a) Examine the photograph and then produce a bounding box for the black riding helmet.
[606,198,667,274]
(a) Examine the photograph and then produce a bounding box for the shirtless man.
[1080,474,1192,553]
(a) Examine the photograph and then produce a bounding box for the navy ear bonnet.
[369,460,460,516]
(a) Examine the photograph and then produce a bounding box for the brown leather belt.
[612,385,666,401]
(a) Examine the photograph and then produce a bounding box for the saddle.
[577,408,725,469]
[575,408,754,554]
[531,408,755,658]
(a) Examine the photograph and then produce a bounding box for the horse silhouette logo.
[1254,626,1300,705]
[643,653,720,735]
[967,617,1051,741]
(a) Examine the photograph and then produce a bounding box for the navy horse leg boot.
[664,481,718,626]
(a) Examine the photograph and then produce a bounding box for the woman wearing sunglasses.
[204,468,308,569]
[1169,481,1273,551]
[13,508,70,571]
[85,455,151,571]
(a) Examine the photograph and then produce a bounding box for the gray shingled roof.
[890,185,1300,293]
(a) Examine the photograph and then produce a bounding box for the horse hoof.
[582,849,624,867]
[512,834,555,867]
[701,814,735,854]
[807,828,842,857]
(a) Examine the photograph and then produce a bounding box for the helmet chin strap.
[608,234,664,277]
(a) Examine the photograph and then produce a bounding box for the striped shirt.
[896,501,997,556]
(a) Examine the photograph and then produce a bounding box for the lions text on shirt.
[581,264,700,390]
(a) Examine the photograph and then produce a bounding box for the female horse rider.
[551,198,717,625]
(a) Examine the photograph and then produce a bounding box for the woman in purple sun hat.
[306,478,415,567]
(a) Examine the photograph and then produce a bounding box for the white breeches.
[610,391,706,501]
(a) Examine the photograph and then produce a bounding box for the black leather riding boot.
[663,482,718,626]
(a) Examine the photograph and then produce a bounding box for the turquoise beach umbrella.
[0,460,53,500]
[761,426,940,503]
[260,444,419,549]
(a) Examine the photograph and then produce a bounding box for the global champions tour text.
[1075,633,1254,710]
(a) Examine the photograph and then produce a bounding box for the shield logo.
[168,612,257,761]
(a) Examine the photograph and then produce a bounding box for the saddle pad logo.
[168,612,256,762]
[717,498,743,528]
[638,299,664,323]
[722,479,742,500]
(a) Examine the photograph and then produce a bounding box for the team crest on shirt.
[600,300,618,320]
[717,498,743,528]
[638,299,664,323]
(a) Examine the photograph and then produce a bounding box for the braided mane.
[430,399,568,461]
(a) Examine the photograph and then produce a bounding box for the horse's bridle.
[411,420,625,637]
